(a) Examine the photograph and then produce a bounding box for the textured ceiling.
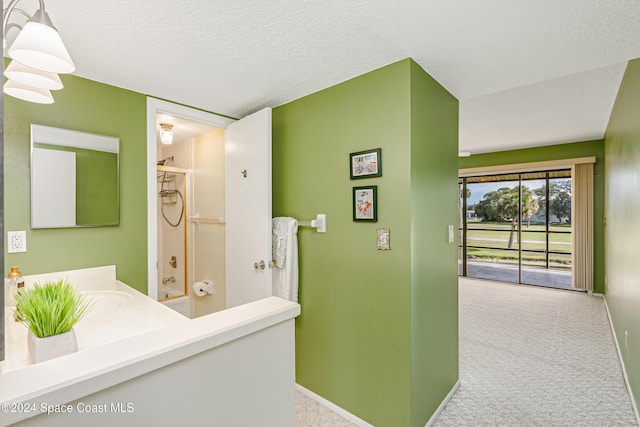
[460,62,628,153]
[7,0,640,153]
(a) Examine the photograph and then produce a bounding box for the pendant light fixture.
[4,60,63,90]
[2,0,75,103]
[3,78,53,104]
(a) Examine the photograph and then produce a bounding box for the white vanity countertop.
[2,280,187,373]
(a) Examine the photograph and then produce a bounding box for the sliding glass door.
[459,170,572,289]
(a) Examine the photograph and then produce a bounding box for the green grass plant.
[15,280,93,338]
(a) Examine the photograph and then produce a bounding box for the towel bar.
[298,214,326,233]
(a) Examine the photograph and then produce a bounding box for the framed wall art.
[353,186,377,222]
[350,148,381,179]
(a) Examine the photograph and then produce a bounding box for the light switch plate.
[448,225,454,244]
[377,228,390,250]
[8,231,27,253]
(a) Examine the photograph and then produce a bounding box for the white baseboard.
[424,380,461,427]
[297,379,461,427]
[596,293,640,424]
[295,383,375,427]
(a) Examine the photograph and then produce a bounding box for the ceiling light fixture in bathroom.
[159,123,174,145]
[2,0,75,103]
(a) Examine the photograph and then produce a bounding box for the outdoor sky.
[465,179,548,206]
[465,182,518,205]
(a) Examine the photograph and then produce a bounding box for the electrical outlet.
[8,231,27,253]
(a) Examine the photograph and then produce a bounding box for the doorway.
[147,99,274,316]
[459,170,573,290]
[147,98,234,317]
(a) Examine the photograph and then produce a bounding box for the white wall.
[16,321,295,427]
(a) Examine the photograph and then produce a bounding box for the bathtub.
[159,284,191,317]
[159,284,185,299]
[162,296,191,317]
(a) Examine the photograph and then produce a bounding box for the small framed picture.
[350,148,382,179]
[353,186,377,222]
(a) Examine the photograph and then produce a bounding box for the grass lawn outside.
[462,221,572,268]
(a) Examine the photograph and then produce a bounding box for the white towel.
[272,217,290,268]
[272,217,299,302]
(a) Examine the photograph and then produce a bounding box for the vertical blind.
[572,163,594,292]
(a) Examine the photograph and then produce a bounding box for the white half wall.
[15,321,295,427]
[2,297,299,427]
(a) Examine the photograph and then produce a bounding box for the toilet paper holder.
[193,280,214,296]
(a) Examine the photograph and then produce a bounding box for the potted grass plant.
[15,279,93,363]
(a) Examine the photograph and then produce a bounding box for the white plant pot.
[28,329,78,364]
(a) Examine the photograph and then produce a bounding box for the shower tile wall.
[158,140,193,300]
[193,129,227,317]
[157,131,226,316]
[161,136,193,168]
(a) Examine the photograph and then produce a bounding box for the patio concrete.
[460,260,574,291]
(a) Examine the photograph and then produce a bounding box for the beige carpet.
[434,277,638,426]
[296,390,358,426]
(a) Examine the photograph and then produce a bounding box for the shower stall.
[157,158,188,310]
[155,121,228,319]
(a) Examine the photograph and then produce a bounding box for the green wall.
[273,58,458,426]
[459,140,606,293]
[75,148,118,225]
[274,59,413,426]
[4,74,148,291]
[604,57,640,410]
[409,62,459,423]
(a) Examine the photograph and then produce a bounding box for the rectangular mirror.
[31,124,119,228]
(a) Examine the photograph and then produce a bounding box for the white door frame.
[146,98,234,299]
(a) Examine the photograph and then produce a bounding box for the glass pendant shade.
[7,9,75,74]
[4,60,63,90]
[159,123,174,145]
[4,79,54,104]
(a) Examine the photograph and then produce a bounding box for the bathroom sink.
[82,290,133,319]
